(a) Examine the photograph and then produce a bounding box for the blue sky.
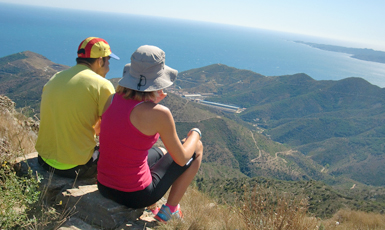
[1,0,384,51]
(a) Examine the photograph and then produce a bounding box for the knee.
[158,147,167,155]
[195,140,203,158]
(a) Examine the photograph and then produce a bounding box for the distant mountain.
[4,51,385,220]
[295,41,385,64]
[176,64,385,186]
[2,51,384,186]
[112,79,328,181]
[0,51,69,113]
[0,51,333,184]
[160,93,333,182]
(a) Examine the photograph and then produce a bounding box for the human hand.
[94,118,101,135]
[187,128,202,139]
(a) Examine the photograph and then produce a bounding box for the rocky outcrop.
[0,95,39,159]
[2,94,160,229]
[57,185,143,229]
[17,152,161,230]
[0,95,16,113]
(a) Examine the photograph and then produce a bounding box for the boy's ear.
[98,57,104,67]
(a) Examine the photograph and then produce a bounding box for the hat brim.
[118,64,177,92]
[109,52,120,60]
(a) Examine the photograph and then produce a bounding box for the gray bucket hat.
[118,45,178,92]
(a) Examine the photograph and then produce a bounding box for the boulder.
[15,152,95,200]
[57,185,143,229]
[15,152,156,229]
[58,217,99,230]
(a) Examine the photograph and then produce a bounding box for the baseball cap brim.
[109,52,120,60]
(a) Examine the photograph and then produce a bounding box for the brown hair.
[116,85,157,101]
[76,56,109,66]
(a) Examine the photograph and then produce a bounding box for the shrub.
[322,209,385,230]
[239,184,319,230]
[0,162,40,229]
[156,187,243,229]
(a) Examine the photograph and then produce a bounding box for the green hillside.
[2,51,384,187]
[0,51,328,184]
[176,64,385,186]
[110,77,329,182]
[0,51,69,113]
[159,93,335,183]
[3,51,385,226]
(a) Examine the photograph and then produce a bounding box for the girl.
[97,45,203,222]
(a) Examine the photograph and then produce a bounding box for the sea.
[1,3,385,88]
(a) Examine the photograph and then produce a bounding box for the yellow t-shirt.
[35,64,115,169]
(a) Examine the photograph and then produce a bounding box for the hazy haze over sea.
[1,3,385,87]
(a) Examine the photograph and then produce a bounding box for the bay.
[1,3,384,87]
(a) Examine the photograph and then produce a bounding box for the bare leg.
[166,140,203,206]
[158,147,167,155]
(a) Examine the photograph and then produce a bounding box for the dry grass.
[239,184,319,230]
[161,185,385,230]
[0,95,47,229]
[157,184,321,230]
[321,209,385,230]
[0,95,38,162]
[153,176,385,230]
[157,186,243,229]
[2,94,385,229]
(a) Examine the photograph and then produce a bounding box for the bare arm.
[131,100,200,166]
[130,89,201,166]
[154,106,201,166]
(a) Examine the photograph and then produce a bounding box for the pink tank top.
[97,94,159,192]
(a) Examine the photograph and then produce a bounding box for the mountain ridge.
[1,51,384,187]
[294,41,385,64]
[0,51,69,113]
[175,63,385,186]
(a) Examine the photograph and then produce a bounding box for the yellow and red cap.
[77,37,119,60]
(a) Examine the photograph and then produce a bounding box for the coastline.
[294,41,385,65]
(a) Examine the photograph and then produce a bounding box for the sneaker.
[155,204,183,223]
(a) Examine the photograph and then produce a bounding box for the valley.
[1,51,385,218]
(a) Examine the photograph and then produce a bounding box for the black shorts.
[97,147,196,209]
